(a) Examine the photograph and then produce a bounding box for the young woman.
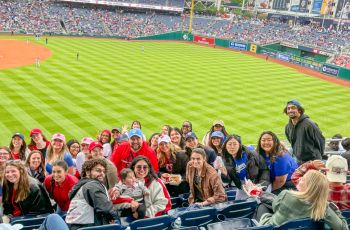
[222,135,269,199]
[75,137,94,174]
[259,170,348,229]
[27,128,50,158]
[169,127,185,149]
[2,161,53,217]
[161,125,172,136]
[157,135,189,196]
[181,121,192,139]
[25,150,46,183]
[46,133,74,176]
[66,139,80,163]
[256,131,298,194]
[208,131,224,156]
[202,120,229,146]
[186,148,227,206]
[99,129,112,159]
[9,133,28,161]
[44,160,78,216]
[148,133,160,152]
[0,146,11,183]
[129,156,171,217]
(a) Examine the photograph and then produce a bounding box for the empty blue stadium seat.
[78,223,123,230]
[129,215,173,230]
[178,207,217,227]
[171,197,185,209]
[218,200,258,219]
[274,218,325,230]
[11,216,48,230]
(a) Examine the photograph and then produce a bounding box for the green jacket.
[260,190,348,230]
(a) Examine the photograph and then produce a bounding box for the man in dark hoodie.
[284,100,325,165]
[65,159,119,230]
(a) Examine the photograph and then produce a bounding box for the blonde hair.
[157,143,178,168]
[291,170,329,221]
[47,141,68,162]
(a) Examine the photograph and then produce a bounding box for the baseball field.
[0,35,349,145]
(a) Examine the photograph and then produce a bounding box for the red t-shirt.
[11,152,20,160]
[44,174,78,211]
[11,189,22,217]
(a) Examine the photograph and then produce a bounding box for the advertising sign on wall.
[321,64,339,76]
[193,35,214,45]
[229,42,248,50]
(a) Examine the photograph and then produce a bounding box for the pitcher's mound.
[0,39,52,69]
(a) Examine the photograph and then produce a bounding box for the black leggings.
[120,203,146,219]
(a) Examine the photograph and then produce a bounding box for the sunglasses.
[136,165,149,171]
[182,125,190,128]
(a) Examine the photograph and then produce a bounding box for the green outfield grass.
[0,36,349,145]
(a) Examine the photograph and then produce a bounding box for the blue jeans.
[39,214,69,230]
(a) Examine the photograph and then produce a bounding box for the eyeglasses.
[136,165,148,171]
[182,125,190,128]
[0,152,10,156]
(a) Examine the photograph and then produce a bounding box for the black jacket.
[3,177,53,216]
[159,150,189,179]
[68,178,119,229]
[222,146,270,188]
[285,114,325,163]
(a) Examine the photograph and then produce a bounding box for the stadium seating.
[205,218,273,230]
[217,200,258,219]
[273,218,325,230]
[78,224,123,230]
[10,216,48,230]
[177,207,218,227]
[342,210,350,227]
[171,196,185,209]
[129,215,173,230]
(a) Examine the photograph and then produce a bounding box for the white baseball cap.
[326,155,348,183]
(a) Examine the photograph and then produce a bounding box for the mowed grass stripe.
[0,36,350,144]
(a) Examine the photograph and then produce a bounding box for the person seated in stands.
[186,148,227,206]
[112,168,149,220]
[44,160,78,216]
[341,138,350,167]
[25,150,46,183]
[325,134,344,153]
[66,159,119,230]
[256,131,298,195]
[157,135,189,197]
[184,132,216,166]
[221,135,269,200]
[2,161,53,219]
[258,170,348,229]
[201,120,229,146]
[292,155,350,210]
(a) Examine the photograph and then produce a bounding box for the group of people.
[331,54,350,68]
[0,99,350,229]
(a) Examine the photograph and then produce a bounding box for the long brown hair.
[25,150,45,172]
[9,137,27,161]
[28,134,49,151]
[256,131,287,163]
[47,140,68,162]
[3,161,30,203]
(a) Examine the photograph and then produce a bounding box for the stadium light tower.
[184,0,221,32]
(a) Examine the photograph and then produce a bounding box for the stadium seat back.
[179,207,217,227]
[218,200,258,219]
[129,215,173,230]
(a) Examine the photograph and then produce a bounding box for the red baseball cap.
[30,128,42,137]
[101,129,112,136]
[89,141,103,151]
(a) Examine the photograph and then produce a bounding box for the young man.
[66,159,119,230]
[284,100,325,164]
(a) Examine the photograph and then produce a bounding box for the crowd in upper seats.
[331,54,350,68]
[1,0,350,56]
[1,100,350,229]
